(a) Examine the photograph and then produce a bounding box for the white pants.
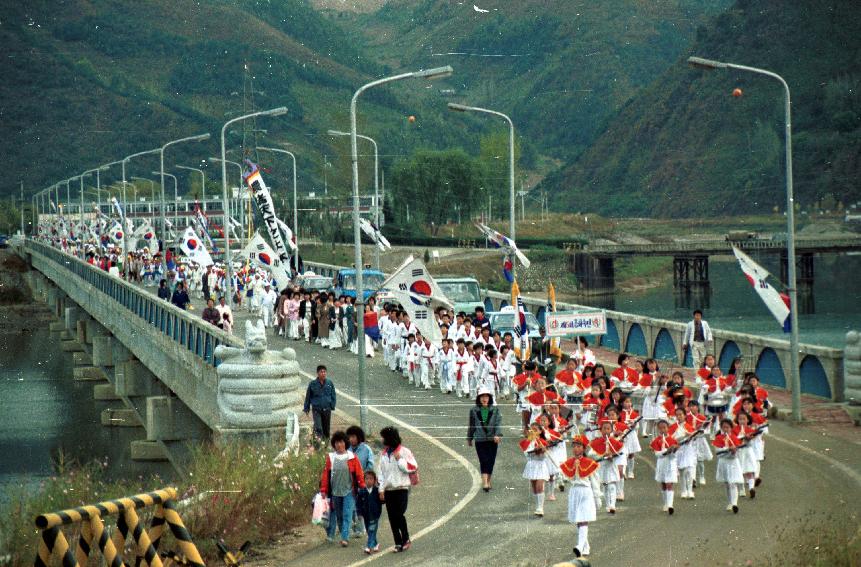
[420,362,433,388]
[261,308,273,327]
[288,319,299,339]
[439,361,453,392]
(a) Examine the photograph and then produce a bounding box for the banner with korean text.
[546,310,607,337]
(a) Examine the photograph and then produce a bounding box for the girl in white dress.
[713,418,744,513]
[620,397,642,479]
[650,419,679,515]
[670,407,699,500]
[545,403,570,498]
[561,436,602,559]
[521,422,551,517]
[733,411,760,499]
[641,370,668,438]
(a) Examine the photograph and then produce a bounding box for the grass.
[0,439,324,566]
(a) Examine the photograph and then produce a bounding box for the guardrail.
[586,237,861,255]
[305,259,844,401]
[23,240,240,366]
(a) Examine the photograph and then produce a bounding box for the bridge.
[16,239,300,471]
[569,235,861,295]
[303,259,847,403]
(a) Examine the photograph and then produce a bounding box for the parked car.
[487,306,541,339]
[332,268,386,300]
[293,272,332,293]
[436,276,484,316]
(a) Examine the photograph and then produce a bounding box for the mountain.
[331,0,731,160]
[0,0,465,201]
[538,0,861,217]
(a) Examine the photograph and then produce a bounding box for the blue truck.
[331,268,386,300]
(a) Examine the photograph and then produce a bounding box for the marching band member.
[669,407,698,500]
[737,396,767,482]
[555,357,582,405]
[639,359,661,437]
[601,406,630,501]
[581,383,607,439]
[521,422,551,517]
[513,361,542,434]
[620,397,642,479]
[704,366,733,434]
[733,411,760,498]
[713,418,744,513]
[650,419,679,514]
[546,401,570,497]
[611,354,639,391]
[560,435,601,559]
[685,401,712,486]
[589,420,624,514]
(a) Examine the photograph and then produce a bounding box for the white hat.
[476,385,493,398]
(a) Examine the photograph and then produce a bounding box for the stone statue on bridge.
[214,320,302,448]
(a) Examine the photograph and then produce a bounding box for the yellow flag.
[548,281,562,360]
[511,280,520,307]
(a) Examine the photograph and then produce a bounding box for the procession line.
[299,371,482,566]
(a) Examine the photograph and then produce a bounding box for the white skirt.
[547,443,567,475]
[752,434,765,461]
[654,454,679,483]
[695,436,713,461]
[567,484,597,523]
[523,455,551,480]
[597,459,619,483]
[641,395,661,420]
[738,446,758,475]
[716,455,744,484]
[676,442,698,470]
[623,432,642,455]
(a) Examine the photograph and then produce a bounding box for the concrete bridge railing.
[304,260,844,402]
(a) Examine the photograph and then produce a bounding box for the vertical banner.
[242,160,295,278]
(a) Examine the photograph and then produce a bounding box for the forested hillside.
[538,0,861,217]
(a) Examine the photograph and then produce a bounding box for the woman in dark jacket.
[467,386,502,492]
[170,281,190,310]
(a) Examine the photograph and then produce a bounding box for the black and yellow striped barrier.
[33,487,204,567]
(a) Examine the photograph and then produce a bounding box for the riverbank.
[0,249,54,332]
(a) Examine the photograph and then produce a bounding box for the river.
[583,254,861,349]
[0,326,172,490]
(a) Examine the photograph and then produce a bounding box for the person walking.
[303,365,336,440]
[201,298,220,326]
[467,385,502,492]
[683,309,713,369]
[347,425,374,538]
[157,278,171,301]
[170,281,190,310]
[377,426,417,553]
[319,431,366,546]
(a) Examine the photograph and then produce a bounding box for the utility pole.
[20,182,25,235]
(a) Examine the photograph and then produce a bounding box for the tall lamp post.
[349,66,453,430]
[258,146,299,274]
[688,56,802,423]
[447,102,517,273]
[131,177,157,214]
[327,130,381,270]
[210,157,245,246]
[154,171,179,228]
[220,107,288,300]
[176,165,206,210]
[159,133,211,273]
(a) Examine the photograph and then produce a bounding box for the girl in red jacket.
[320,430,366,546]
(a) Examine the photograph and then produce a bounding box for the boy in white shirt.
[438,338,456,394]
[419,336,438,390]
[454,339,473,398]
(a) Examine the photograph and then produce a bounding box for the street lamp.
[447,101,517,263]
[131,177,157,217]
[153,171,179,228]
[327,130,381,270]
[219,106,287,300]
[210,157,245,244]
[176,165,206,210]
[688,55,802,423]
[349,65,453,430]
[159,133,211,272]
[258,146,299,274]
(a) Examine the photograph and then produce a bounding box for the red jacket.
[650,434,679,453]
[590,435,624,457]
[320,451,366,496]
[560,456,599,479]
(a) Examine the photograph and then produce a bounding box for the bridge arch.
[800,355,831,398]
[499,299,509,310]
[755,348,786,388]
[483,297,494,313]
[653,328,677,362]
[625,323,648,357]
[603,319,620,351]
[537,306,546,326]
[719,341,742,374]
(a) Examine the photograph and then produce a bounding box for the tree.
[390,149,486,235]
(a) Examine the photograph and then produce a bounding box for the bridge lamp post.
[131,177,157,211]
[447,102,517,275]
[176,165,206,210]
[688,56,802,423]
[153,171,179,229]
[219,107,288,300]
[258,146,299,275]
[210,157,245,247]
[349,66,454,430]
[327,130,381,271]
[159,133,211,274]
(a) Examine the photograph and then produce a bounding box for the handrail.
[24,240,242,366]
[586,237,861,254]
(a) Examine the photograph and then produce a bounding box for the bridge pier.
[570,253,615,294]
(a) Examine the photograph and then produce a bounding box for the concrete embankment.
[0,249,54,332]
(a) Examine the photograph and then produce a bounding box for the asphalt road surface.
[165,289,861,566]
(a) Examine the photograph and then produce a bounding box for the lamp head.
[414,65,454,80]
[447,103,470,112]
[327,129,348,136]
[192,133,211,142]
[264,107,288,117]
[687,56,727,70]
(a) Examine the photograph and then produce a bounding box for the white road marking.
[768,431,861,487]
[299,371,482,566]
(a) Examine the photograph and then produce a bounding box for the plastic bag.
[311,493,330,526]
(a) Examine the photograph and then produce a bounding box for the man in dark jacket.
[171,281,190,310]
[303,365,336,439]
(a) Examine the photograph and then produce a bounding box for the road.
[167,288,861,566]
